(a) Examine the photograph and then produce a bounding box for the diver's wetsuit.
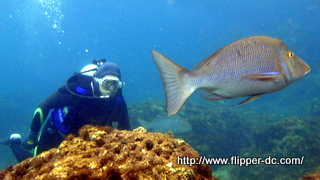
[13,74,130,161]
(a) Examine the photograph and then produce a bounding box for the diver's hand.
[22,131,38,150]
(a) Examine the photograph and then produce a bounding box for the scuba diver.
[1,59,130,162]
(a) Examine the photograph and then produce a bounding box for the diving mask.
[94,75,123,97]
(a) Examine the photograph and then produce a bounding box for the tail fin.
[151,50,195,116]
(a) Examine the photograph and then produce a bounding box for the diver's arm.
[28,75,92,133]
[23,103,51,150]
[115,97,130,130]
[24,88,73,149]
[29,88,74,132]
[29,105,50,133]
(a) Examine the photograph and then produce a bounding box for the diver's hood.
[93,62,121,96]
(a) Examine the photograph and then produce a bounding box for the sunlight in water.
[38,0,64,33]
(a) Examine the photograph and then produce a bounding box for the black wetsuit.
[14,74,130,161]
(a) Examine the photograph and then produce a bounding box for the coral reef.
[0,125,215,180]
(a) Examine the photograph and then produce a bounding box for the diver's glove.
[22,131,39,150]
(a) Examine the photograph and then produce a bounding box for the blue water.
[0,0,319,179]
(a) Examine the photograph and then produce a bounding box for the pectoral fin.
[242,72,280,82]
[238,95,262,105]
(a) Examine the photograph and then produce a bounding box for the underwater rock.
[300,171,320,179]
[0,125,216,180]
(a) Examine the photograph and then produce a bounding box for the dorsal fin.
[193,43,233,70]
[193,55,214,70]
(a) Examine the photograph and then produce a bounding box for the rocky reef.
[0,125,215,180]
[301,171,320,180]
[128,98,320,180]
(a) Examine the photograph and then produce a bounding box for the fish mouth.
[304,67,311,75]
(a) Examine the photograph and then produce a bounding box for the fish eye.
[288,51,294,58]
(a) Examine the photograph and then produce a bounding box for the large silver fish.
[151,36,311,116]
